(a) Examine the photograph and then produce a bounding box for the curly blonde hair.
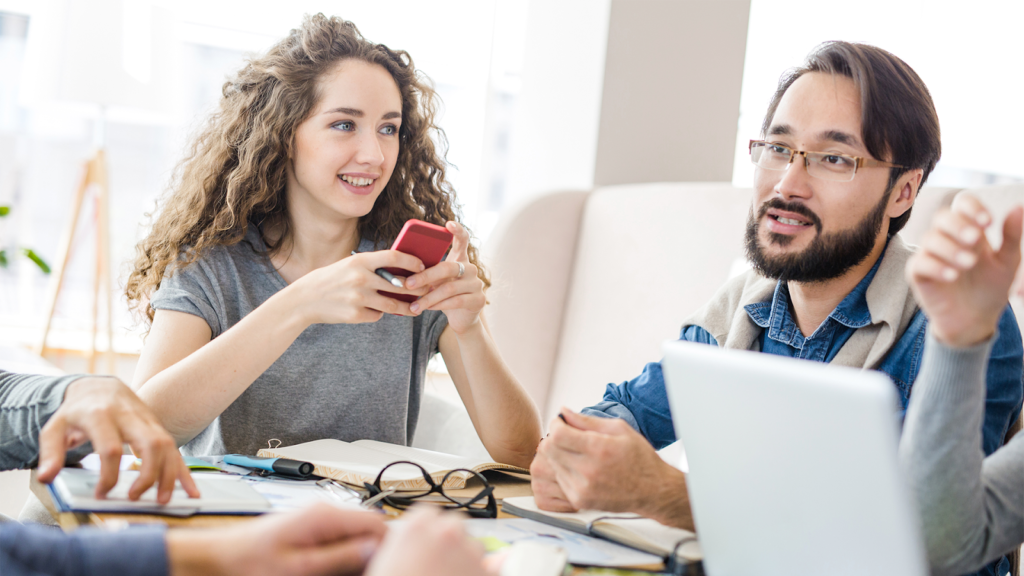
[126,14,488,322]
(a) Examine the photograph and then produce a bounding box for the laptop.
[660,340,928,576]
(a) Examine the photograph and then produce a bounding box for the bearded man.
[530,41,1023,576]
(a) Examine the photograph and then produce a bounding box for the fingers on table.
[176,457,201,499]
[125,416,178,502]
[86,413,127,499]
[36,417,69,483]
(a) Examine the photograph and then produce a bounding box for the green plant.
[0,205,51,274]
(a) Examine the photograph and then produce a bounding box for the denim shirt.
[583,257,1024,576]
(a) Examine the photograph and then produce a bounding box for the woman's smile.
[339,173,379,196]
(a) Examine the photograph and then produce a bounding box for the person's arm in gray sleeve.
[899,332,1024,575]
[0,522,169,576]
[0,370,86,471]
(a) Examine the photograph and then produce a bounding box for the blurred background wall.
[0,0,1021,375]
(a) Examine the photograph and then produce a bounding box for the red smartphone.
[379,219,454,302]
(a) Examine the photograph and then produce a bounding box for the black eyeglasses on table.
[362,460,498,519]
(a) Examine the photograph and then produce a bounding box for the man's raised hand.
[907,193,1023,348]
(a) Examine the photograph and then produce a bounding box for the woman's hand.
[290,250,430,325]
[404,221,486,334]
[906,193,1023,348]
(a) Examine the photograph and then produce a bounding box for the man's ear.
[887,168,924,219]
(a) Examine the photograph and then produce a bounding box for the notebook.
[257,439,529,491]
[48,468,271,517]
[501,496,702,565]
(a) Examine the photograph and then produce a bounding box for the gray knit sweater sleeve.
[899,332,1024,576]
[0,370,88,471]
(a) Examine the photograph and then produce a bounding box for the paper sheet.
[239,476,363,511]
[461,518,663,568]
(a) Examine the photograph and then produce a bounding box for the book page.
[352,439,489,471]
[260,439,449,482]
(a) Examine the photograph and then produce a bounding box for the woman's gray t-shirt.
[149,227,448,457]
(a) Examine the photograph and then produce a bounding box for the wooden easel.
[35,148,114,374]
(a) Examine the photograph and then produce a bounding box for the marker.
[351,250,405,288]
[223,455,314,478]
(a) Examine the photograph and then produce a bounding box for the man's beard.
[743,191,890,283]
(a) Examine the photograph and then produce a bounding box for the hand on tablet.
[36,376,199,504]
[906,193,1023,348]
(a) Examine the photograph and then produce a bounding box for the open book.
[48,468,270,517]
[501,496,703,565]
[257,439,529,491]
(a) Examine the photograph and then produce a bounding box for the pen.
[351,250,404,288]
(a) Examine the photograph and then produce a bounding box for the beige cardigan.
[682,236,920,370]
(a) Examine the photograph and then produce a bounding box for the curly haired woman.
[124,14,541,467]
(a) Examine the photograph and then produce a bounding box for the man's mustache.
[757,198,823,234]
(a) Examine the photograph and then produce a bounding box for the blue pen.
[223,454,315,478]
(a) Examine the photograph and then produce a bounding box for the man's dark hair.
[761,41,941,236]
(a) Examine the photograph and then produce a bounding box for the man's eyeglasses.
[749,140,907,183]
[362,461,498,519]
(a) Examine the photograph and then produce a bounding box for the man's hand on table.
[533,408,695,531]
[36,376,199,504]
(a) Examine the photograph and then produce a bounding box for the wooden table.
[31,470,664,574]
[30,469,535,530]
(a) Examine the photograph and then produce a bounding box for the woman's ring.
[457,262,465,278]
